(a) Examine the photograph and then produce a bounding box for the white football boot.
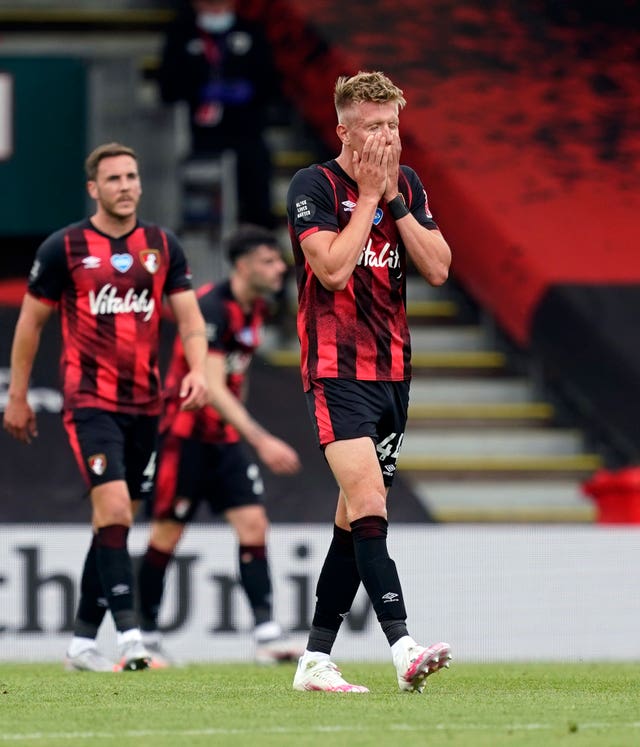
[393,638,452,693]
[293,653,369,693]
[64,647,117,672]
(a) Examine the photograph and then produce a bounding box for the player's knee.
[235,514,268,544]
[93,502,134,528]
[347,492,387,523]
[150,520,183,552]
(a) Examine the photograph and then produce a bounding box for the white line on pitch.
[2,722,640,740]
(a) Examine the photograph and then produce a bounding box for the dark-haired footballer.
[137,224,302,666]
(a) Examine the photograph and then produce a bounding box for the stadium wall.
[1,524,638,663]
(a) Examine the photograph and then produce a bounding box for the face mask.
[197,11,236,34]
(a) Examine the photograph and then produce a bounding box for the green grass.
[0,662,638,747]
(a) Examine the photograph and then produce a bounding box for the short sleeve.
[200,291,229,354]
[401,166,439,230]
[27,229,70,303]
[287,166,340,239]
[164,230,194,295]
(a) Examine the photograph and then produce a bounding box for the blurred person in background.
[137,224,302,666]
[3,142,208,672]
[158,0,280,228]
[287,71,453,693]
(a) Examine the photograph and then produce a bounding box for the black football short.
[305,378,410,486]
[152,435,266,522]
[63,407,158,499]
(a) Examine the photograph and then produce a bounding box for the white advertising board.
[0,524,639,662]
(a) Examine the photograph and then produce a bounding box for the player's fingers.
[5,421,24,442]
[282,453,302,473]
[367,134,385,164]
[14,427,30,444]
[363,133,385,162]
[178,385,197,410]
[182,402,202,412]
[361,134,374,159]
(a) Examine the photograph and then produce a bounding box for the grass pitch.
[0,661,638,747]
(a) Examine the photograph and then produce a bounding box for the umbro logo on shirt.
[82,256,101,270]
[341,200,356,212]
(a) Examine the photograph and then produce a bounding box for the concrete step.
[413,350,508,373]
[409,377,536,404]
[407,298,460,323]
[410,326,489,351]
[412,479,595,523]
[408,401,554,426]
[403,427,587,457]
[398,453,602,479]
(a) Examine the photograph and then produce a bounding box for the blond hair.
[85,142,137,180]
[334,71,406,122]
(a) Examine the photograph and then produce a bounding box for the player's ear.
[87,180,98,199]
[336,123,349,145]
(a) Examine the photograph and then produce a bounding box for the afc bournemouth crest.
[140,249,160,274]
[173,498,192,520]
[88,453,107,476]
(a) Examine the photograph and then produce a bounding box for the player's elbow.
[429,263,450,286]
[318,270,350,292]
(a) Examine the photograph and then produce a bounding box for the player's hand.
[178,370,209,410]
[384,130,402,202]
[255,434,302,475]
[3,397,38,444]
[353,132,388,201]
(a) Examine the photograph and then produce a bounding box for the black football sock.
[307,524,361,655]
[95,524,137,633]
[238,545,273,626]
[138,544,173,632]
[350,515,409,647]
[73,534,108,639]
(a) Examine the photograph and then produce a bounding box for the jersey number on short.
[376,432,404,462]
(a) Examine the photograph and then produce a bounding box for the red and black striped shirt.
[27,218,193,414]
[287,160,439,391]
[161,280,267,443]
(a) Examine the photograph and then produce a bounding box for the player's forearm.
[178,326,208,376]
[208,384,268,447]
[8,318,43,400]
[170,290,208,375]
[311,198,379,290]
[402,224,451,286]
